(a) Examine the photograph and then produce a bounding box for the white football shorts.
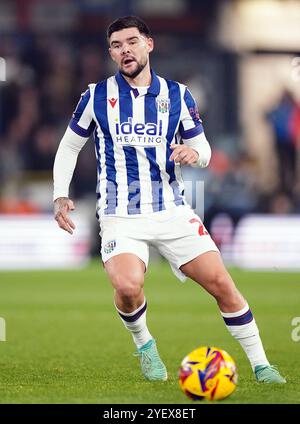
[99,205,219,282]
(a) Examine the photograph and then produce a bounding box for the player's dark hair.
[107,16,152,43]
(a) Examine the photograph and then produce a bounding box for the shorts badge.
[104,240,116,254]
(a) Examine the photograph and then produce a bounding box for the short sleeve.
[69,85,96,137]
[179,87,204,140]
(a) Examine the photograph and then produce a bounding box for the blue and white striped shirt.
[69,70,204,217]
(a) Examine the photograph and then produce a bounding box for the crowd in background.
[0,34,105,205]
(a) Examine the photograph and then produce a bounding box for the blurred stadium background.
[1,0,300,271]
[1,0,300,405]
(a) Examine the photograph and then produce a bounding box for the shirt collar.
[115,69,160,96]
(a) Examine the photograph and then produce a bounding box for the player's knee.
[111,273,143,300]
[117,284,142,300]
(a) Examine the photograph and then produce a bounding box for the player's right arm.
[53,127,89,234]
[53,85,95,234]
[54,196,76,235]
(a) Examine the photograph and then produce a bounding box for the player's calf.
[212,275,245,312]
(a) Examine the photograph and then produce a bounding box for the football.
[178,346,237,401]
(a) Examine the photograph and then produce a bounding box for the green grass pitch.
[0,260,299,404]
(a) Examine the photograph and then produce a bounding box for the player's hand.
[54,197,76,235]
[169,144,199,165]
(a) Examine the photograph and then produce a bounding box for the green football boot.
[255,365,286,383]
[134,339,168,381]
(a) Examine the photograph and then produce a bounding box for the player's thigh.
[102,240,148,294]
[100,217,149,292]
[154,206,219,282]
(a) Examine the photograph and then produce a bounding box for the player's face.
[109,27,153,79]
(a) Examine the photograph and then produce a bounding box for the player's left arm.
[170,86,211,168]
[169,133,211,167]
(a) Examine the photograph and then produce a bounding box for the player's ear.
[108,47,116,62]
[147,37,154,53]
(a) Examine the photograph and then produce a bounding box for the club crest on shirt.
[104,240,116,254]
[156,97,170,113]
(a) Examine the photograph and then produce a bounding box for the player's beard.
[120,58,147,79]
